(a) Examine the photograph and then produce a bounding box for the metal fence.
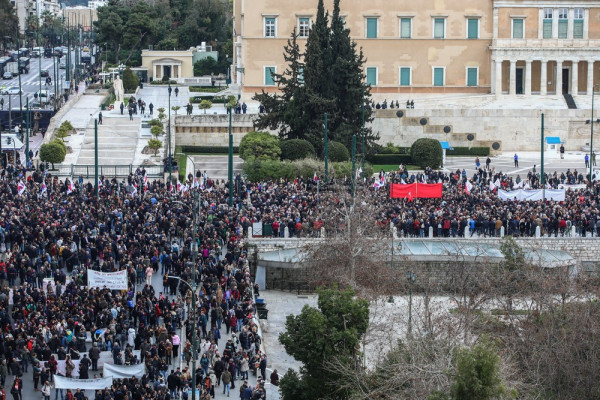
[49,164,164,178]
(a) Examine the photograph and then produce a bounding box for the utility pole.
[168,85,172,184]
[191,191,199,400]
[66,20,70,84]
[94,118,98,198]
[37,29,41,105]
[541,113,545,202]
[324,113,328,183]
[16,27,23,130]
[228,109,233,207]
[25,97,29,168]
[361,85,365,172]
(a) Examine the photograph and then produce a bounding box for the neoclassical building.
[232,0,600,98]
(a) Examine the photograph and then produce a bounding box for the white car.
[3,87,21,95]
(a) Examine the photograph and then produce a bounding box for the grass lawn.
[373,164,421,172]
[189,86,228,93]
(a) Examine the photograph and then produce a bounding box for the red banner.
[390,183,442,199]
[390,183,416,199]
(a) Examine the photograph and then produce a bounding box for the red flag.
[390,183,416,199]
[417,183,443,198]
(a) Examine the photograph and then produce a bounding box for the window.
[558,8,568,38]
[467,18,479,39]
[298,17,310,38]
[400,18,412,38]
[264,66,276,86]
[264,17,276,38]
[434,18,445,38]
[512,18,524,39]
[366,67,377,86]
[400,67,411,86]
[467,67,478,86]
[543,8,553,38]
[298,67,304,85]
[574,8,584,39]
[366,17,378,38]
[433,67,444,86]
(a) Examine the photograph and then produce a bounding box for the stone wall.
[173,114,255,147]
[372,108,592,153]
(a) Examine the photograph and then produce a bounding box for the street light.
[586,84,600,184]
[171,196,200,400]
[406,270,416,336]
[168,84,172,184]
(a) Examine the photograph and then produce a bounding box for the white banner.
[498,189,566,202]
[56,359,81,378]
[87,270,128,290]
[103,363,145,379]
[53,375,113,390]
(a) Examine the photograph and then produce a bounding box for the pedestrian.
[221,369,231,397]
[128,108,133,121]
[41,381,51,400]
[149,103,153,115]
[89,343,100,371]
[475,157,480,169]
[10,377,21,400]
[560,144,565,159]
[174,87,179,97]
[98,112,103,125]
[120,102,124,115]
[585,154,589,168]
[514,153,519,167]
[486,157,491,170]
[0,98,3,110]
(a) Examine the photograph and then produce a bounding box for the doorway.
[163,65,171,79]
[562,68,569,94]
[516,68,524,94]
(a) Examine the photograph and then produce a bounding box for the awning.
[546,137,562,144]
[440,141,453,150]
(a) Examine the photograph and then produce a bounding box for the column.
[538,8,544,38]
[571,60,579,95]
[491,60,495,94]
[556,61,563,94]
[509,60,517,95]
[588,60,594,95]
[541,60,548,95]
[552,8,559,38]
[495,60,503,96]
[525,60,532,95]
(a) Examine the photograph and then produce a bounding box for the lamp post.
[25,97,29,168]
[228,108,233,207]
[171,195,200,400]
[586,84,600,184]
[361,85,365,172]
[406,270,416,336]
[15,28,23,129]
[324,113,328,183]
[168,84,172,184]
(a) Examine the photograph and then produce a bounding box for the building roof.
[1,134,24,151]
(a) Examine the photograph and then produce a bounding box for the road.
[0,52,74,111]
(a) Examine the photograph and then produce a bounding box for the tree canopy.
[253,0,377,156]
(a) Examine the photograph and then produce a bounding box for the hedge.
[366,154,412,165]
[328,141,350,162]
[378,146,410,155]
[447,146,490,156]
[280,139,316,161]
[411,138,443,169]
[189,95,231,104]
[180,146,239,154]
[243,158,375,182]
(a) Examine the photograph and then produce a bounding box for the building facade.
[233,0,600,99]
[14,0,60,33]
[63,6,98,29]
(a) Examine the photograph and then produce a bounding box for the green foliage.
[378,143,410,154]
[451,342,506,400]
[147,138,162,156]
[189,95,234,104]
[242,159,295,182]
[278,369,313,400]
[148,119,162,128]
[253,0,377,155]
[52,139,66,154]
[150,125,164,138]
[367,154,413,165]
[189,86,227,93]
[332,161,373,178]
[40,141,66,167]
[278,287,369,399]
[193,56,219,76]
[55,120,74,139]
[447,147,490,156]
[499,236,526,273]
[328,141,350,162]
[198,100,213,114]
[411,138,443,169]
[122,67,139,92]
[242,158,372,182]
[280,139,316,161]
[171,106,181,115]
[238,131,281,161]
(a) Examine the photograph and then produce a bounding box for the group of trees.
[275,185,600,399]
[253,0,377,157]
[94,0,232,68]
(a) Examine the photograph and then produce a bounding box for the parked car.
[40,69,49,77]
[59,61,66,69]
[3,87,21,95]
[2,72,11,80]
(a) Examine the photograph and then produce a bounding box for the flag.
[417,183,443,198]
[40,183,47,196]
[381,175,386,185]
[131,183,137,196]
[17,180,26,195]
[169,183,173,192]
[293,178,298,186]
[465,181,473,195]
[313,172,318,182]
[67,181,73,195]
[390,183,416,199]
[143,173,148,192]
[98,178,103,187]
[494,178,501,188]
[489,181,496,191]
[193,177,199,188]
[373,179,382,189]
[177,182,182,192]
[401,178,406,184]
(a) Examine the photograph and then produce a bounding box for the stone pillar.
[428,226,433,238]
[284,226,289,238]
[500,226,505,237]
[535,225,541,238]
[248,227,253,238]
[464,226,470,238]
[491,60,495,94]
[509,60,517,95]
[495,60,503,96]
[525,60,532,95]
[572,60,579,95]
[321,227,326,238]
[556,61,563,95]
[541,60,548,95]
[588,60,594,95]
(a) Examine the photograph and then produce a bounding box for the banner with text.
[54,376,113,390]
[87,270,128,290]
[498,189,566,202]
[103,363,145,379]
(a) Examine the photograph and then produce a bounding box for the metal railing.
[48,164,164,178]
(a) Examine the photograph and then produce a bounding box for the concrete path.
[75,116,141,165]
[190,155,243,180]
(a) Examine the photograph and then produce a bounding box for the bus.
[81,47,91,64]
[0,57,10,74]
[8,51,19,62]
[18,48,29,58]
[18,57,30,73]
[32,47,43,57]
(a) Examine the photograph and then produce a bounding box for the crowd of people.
[0,168,270,400]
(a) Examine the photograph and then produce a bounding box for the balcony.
[492,38,600,49]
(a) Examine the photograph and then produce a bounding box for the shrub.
[280,139,316,161]
[52,139,66,154]
[40,141,66,168]
[148,138,162,156]
[290,158,323,179]
[411,138,443,169]
[122,67,139,92]
[179,146,239,154]
[243,158,375,182]
[328,141,350,162]
[332,162,374,178]
[198,100,213,114]
[447,146,490,156]
[366,154,413,165]
[148,119,162,128]
[242,159,294,182]
[239,131,281,161]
